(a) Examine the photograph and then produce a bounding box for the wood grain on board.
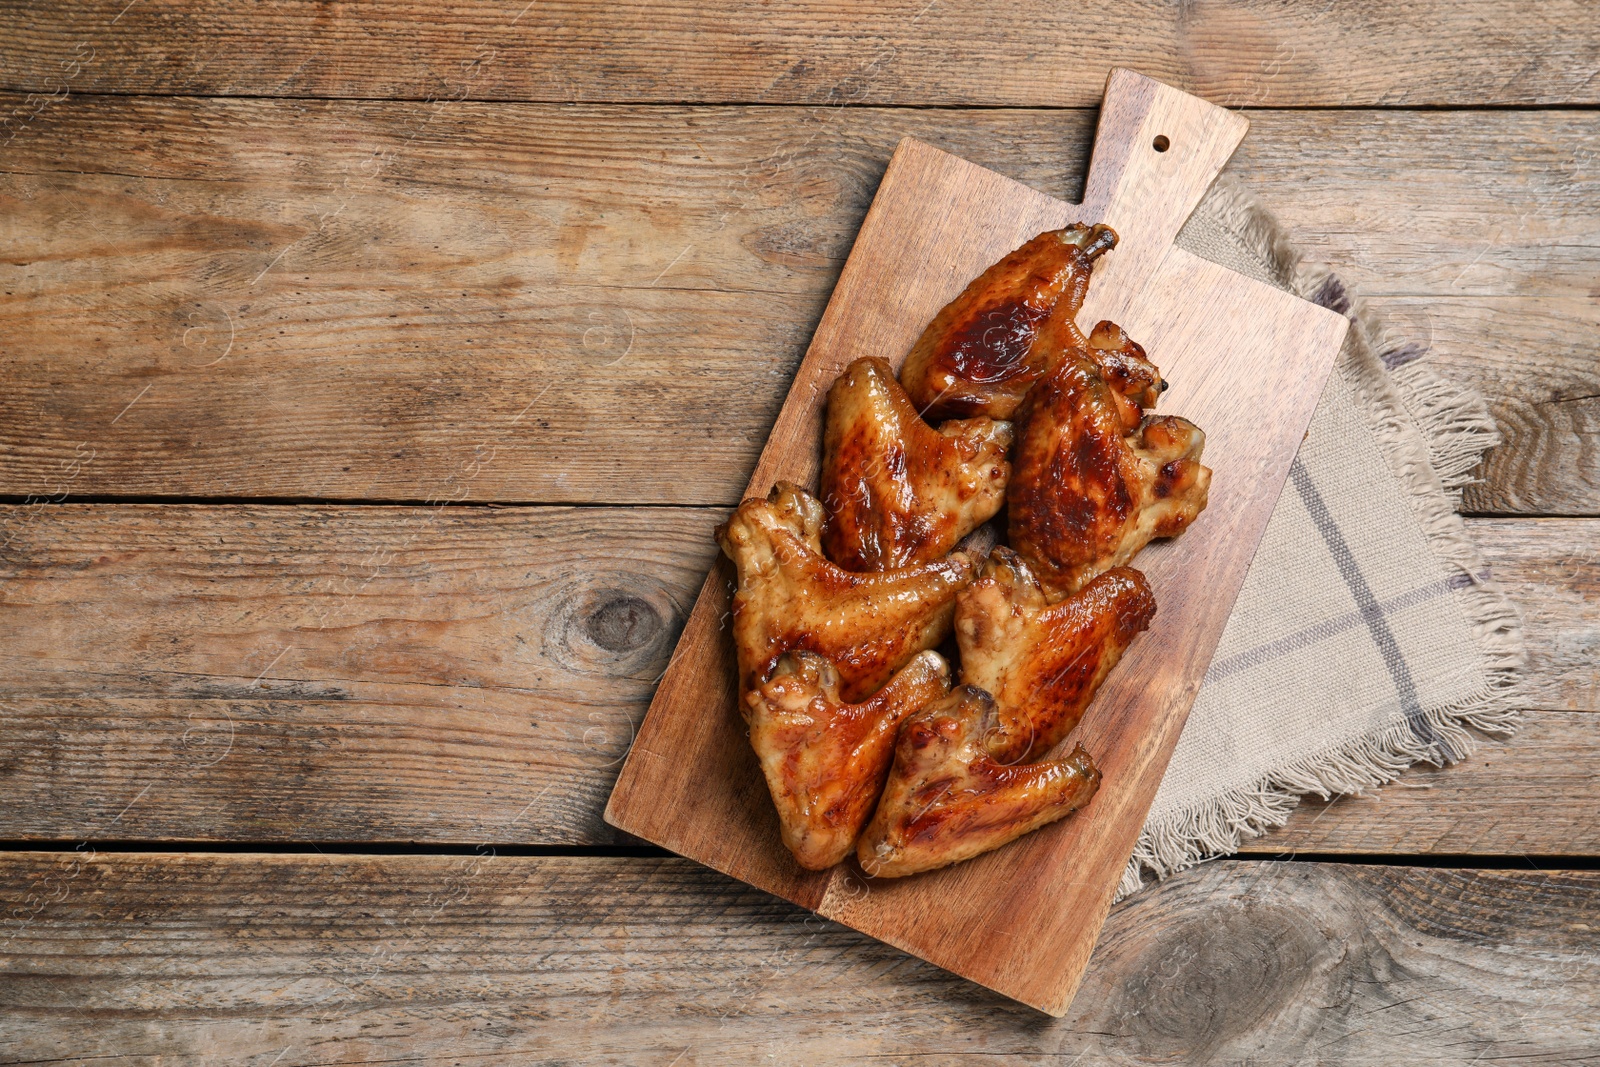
[3,0,1598,107]
[0,505,1592,848]
[2,96,1594,509]
[0,853,1595,1061]
[609,72,1351,1013]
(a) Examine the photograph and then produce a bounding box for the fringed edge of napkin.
[1118,180,1525,899]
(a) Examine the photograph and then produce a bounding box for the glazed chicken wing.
[957,548,1155,763]
[821,356,1012,572]
[1008,350,1210,598]
[717,482,977,702]
[744,649,951,869]
[1081,319,1165,426]
[857,686,1101,878]
[899,224,1118,421]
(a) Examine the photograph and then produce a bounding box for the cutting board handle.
[1076,68,1249,326]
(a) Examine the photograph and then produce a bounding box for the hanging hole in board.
[1152,135,1171,153]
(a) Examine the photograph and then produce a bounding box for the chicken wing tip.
[1059,222,1118,261]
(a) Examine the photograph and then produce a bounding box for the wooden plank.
[3,0,1599,107]
[0,506,1592,847]
[0,852,1594,1062]
[1231,117,1600,304]
[0,502,720,845]
[0,506,1591,847]
[1,98,1594,507]
[4,100,1594,303]
[3,708,1590,857]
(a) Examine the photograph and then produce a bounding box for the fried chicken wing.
[956,548,1155,763]
[821,356,1012,572]
[744,649,951,869]
[857,686,1101,878]
[1082,319,1165,428]
[899,224,1118,422]
[1008,350,1210,598]
[717,482,977,702]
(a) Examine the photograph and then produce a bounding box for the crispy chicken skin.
[821,356,1012,572]
[1082,319,1165,428]
[899,224,1118,422]
[857,686,1102,878]
[956,548,1155,763]
[744,650,951,869]
[717,482,977,702]
[1008,350,1210,598]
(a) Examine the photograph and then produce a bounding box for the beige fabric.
[1120,180,1524,897]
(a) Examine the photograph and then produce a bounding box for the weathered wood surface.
[3,0,1598,107]
[0,505,1593,847]
[0,0,1593,1049]
[0,853,1594,1063]
[2,97,1595,510]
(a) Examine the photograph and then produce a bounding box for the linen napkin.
[1121,179,1524,896]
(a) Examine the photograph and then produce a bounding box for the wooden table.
[1,3,1596,1061]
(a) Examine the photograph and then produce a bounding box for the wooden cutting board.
[605,68,1350,1016]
